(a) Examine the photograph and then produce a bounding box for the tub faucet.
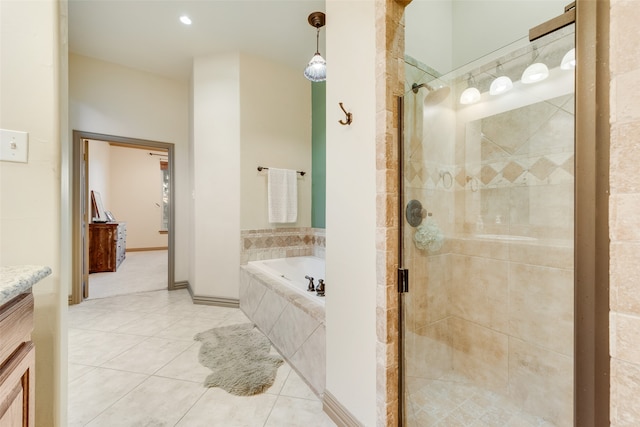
[305,275,315,292]
[316,279,325,297]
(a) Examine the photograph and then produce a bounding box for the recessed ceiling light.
[180,15,192,25]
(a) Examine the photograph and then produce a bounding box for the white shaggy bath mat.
[194,323,283,396]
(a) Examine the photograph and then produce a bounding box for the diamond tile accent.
[480,165,498,185]
[456,169,467,188]
[561,155,574,176]
[429,169,440,186]
[529,157,557,180]
[244,239,253,250]
[501,161,525,183]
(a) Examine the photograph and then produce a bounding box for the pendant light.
[460,74,481,105]
[489,62,513,96]
[304,12,326,82]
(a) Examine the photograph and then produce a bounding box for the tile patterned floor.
[405,376,556,427]
[87,250,168,299]
[68,289,336,426]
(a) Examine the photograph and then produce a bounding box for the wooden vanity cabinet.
[89,222,127,273]
[0,293,35,427]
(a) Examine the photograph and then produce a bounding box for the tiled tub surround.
[240,227,326,264]
[239,260,326,396]
[404,236,573,426]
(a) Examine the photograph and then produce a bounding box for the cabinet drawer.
[0,294,34,369]
[0,342,35,427]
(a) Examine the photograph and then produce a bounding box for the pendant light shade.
[460,87,481,105]
[561,48,576,70]
[490,76,513,95]
[521,62,549,84]
[460,74,480,105]
[304,53,327,82]
[304,12,326,82]
[489,63,513,96]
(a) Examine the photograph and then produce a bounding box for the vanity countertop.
[0,265,52,306]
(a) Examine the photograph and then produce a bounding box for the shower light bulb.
[489,76,513,95]
[561,48,576,70]
[460,87,481,105]
[521,62,549,84]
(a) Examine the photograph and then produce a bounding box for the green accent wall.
[312,81,326,228]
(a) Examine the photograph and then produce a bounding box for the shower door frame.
[395,1,611,426]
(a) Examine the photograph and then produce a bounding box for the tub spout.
[305,275,315,292]
[316,279,325,297]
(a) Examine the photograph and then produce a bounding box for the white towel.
[268,168,298,223]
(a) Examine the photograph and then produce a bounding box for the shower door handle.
[398,268,409,293]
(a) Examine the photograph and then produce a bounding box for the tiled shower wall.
[610,1,640,424]
[405,239,573,425]
[240,227,326,264]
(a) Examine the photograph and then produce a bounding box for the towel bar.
[257,166,305,176]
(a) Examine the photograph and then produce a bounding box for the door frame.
[71,130,176,304]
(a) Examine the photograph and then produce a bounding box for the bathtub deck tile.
[252,289,288,335]
[239,273,267,318]
[289,324,326,395]
[268,303,321,359]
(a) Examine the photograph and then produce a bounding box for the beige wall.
[88,139,111,212]
[109,146,168,249]
[69,53,190,280]
[325,1,379,425]
[190,52,312,300]
[609,1,640,424]
[191,53,242,299]
[239,54,312,230]
[0,0,65,425]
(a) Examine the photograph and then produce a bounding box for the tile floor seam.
[81,371,151,426]
[171,387,209,427]
[262,393,285,427]
[148,342,200,378]
[94,335,156,369]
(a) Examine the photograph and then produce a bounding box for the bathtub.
[239,256,326,396]
[248,256,326,305]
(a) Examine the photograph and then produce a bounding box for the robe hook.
[338,102,353,125]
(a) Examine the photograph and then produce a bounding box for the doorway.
[71,130,176,305]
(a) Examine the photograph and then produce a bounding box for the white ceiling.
[68,0,326,81]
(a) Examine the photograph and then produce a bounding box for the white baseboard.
[323,390,363,427]
[186,282,239,308]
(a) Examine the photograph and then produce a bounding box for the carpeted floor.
[87,250,168,299]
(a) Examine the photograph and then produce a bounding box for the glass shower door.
[401,26,575,426]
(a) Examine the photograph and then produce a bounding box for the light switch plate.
[0,129,28,163]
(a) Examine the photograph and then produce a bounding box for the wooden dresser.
[89,222,126,273]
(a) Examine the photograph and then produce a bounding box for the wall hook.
[338,102,353,125]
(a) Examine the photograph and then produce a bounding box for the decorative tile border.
[406,154,575,192]
[240,227,326,264]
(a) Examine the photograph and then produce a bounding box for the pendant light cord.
[315,27,321,55]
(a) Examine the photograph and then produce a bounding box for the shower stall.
[400,10,576,426]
